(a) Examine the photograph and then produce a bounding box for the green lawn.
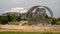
[0,32,60,34]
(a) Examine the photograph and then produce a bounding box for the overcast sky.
[0,0,60,18]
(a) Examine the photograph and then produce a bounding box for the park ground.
[0,25,60,34]
[0,31,60,34]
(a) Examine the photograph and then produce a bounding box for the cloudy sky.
[0,0,60,18]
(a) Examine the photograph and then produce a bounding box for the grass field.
[0,32,60,34]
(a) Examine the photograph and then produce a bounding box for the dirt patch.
[0,25,60,32]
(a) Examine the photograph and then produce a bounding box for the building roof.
[0,8,28,15]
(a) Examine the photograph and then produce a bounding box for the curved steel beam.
[27,5,53,17]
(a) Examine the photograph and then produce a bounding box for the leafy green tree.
[57,18,60,21]
[7,15,12,22]
[0,16,8,24]
[51,18,58,25]
[16,16,21,22]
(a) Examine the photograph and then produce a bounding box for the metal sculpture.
[26,5,53,25]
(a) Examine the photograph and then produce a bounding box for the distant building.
[0,8,28,19]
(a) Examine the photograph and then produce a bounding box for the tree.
[51,18,57,25]
[57,18,60,21]
[0,16,8,24]
[16,16,21,22]
[7,15,12,22]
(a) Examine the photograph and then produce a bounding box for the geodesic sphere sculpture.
[26,5,53,25]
